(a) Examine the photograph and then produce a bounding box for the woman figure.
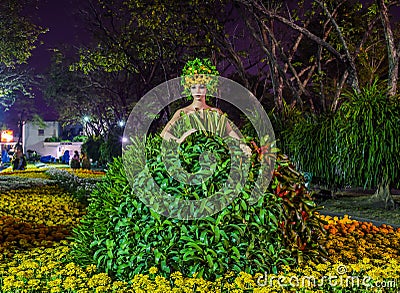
[160,84,241,142]
[160,58,250,155]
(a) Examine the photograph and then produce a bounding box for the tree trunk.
[372,175,395,209]
[378,0,399,97]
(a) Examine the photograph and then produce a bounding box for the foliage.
[72,0,224,76]
[181,58,220,97]
[63,0,230,131]
[45,168,102,203]
[277,79,400,205]
[270,153,327,263]
[331,81,400,190]
[43,136,88,143]
[236,0,400,113]
[44,51,133,138]
[0,65,37,111]
[0,0,46,67]
[47,0,400,122]
[98,127,123,164]
[268,101,305,152]
[0,169,399,292]
[0,0,46,110]
[280,112,339,188]
[71,132,326,281]
[43,137,61,142]
[82,136,103,164]
[72,135,88,142]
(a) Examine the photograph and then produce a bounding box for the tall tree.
[243,0,400,205]
[0,0,46,67]
[65,0,245,137]
[72,0,226,85]
[0,65,36,111]
[45,50,136,138]
[377,0,399,97]
[235,0,399,113]
[0,0,46,109]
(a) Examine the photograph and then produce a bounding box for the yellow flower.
[48,278,62,287]
[87,273,111,288]
[362,258,371,264]
[149,266,158,274]
[51,287,62,293]
[85,264,97,274]
[27,279,41,288]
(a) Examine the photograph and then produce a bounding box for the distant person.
[1,149,10,164]
[71,150,81,169]
[62,150,70,164]
[12,145,27,171]
[81,152,91,170]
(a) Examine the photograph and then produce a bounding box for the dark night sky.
[4,0,89,131]
[29,0,86,72]
[3,0,400,133]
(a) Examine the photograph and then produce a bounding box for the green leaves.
[0,0,47,67]
[333,81,400,190]
[72,133,325,281]
[71,0,224,76]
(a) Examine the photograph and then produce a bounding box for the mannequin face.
[190,84,207,99]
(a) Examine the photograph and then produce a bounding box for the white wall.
[22,121,84,160]
[23,121,61,156]
[43,142,83,159]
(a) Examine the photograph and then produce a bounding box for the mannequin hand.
[177,128,197,144]
[239,143,252,157]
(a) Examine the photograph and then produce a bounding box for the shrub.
[44,137,61,142]
[0,175,57,192]
[72,135,88,142]
[82,136,103,164]
[332,81,400,205]
[45,168,101,203]
[71,133,325,281]
[281,113,339,188]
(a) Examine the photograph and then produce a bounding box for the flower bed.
[0,171,398,292]
[64,169,106,179]
[0,176,57,192]
[0,186,85,227]
[320,215,400,263]
[0,169,51,179]
[0,233,398,292]
[45,168,104,202]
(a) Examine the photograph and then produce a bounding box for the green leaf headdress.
[180,58,219,98]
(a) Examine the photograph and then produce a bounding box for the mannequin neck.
[191,96,207,108]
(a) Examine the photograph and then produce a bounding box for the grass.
[314,189,400,227]
[0,163,70,173]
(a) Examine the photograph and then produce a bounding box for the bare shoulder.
[172,108,189,118]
